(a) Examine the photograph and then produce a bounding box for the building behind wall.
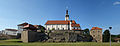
[90,27,102,42]
[17,22,43,33]
[2,29,18,36]
[21,30,47,43]
[0,31,1,34]
[17,22,29,34]
[45,10,81,31]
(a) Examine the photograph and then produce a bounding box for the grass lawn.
[0,39,120,46]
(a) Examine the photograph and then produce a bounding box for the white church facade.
[45,10,81,30]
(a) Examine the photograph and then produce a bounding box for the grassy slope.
[0,39,120,46]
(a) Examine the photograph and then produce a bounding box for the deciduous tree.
[103,29,110,42]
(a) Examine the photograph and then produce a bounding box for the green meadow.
[0,39,120,46]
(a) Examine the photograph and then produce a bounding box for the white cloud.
[113,1,120,5]
[110,24,120,35]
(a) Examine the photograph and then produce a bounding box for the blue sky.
[0,0,120,35]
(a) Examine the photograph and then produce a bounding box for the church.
[45,10,81,30]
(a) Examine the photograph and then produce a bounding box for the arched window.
[48,28,49,30]
[74,27,75,29]
[77,28,78,29]
[63,28,64,30]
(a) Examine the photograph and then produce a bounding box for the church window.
[48,28,49,30]
[63,28,64,30]
[74,27,75,29]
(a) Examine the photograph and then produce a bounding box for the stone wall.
[28,31,38,42]
[21,31,47,43]
[21,31,28,43]
[21,30,93,42]
[47,30,80,42]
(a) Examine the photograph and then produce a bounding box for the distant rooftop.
[91,27,102,30]
[17,22,28,26]
[5,29,18,31]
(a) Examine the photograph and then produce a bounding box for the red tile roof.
[71,20,76,24]
[91,27,102,30]
[71,24,80,27]
[114,38,120,41]
[45,20,76,25]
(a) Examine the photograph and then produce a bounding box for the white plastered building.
[45,10,81,30]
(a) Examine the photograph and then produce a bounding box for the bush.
[0,38,7,40]
[16,33,21,39]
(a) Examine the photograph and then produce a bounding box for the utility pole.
[109,27,112,46]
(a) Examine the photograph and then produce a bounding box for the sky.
[0,0,120,35]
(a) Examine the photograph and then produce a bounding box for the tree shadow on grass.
[7,41,22,43]
[0,45,20,46]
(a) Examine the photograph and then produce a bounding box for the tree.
[52,28,55,30]
[118,34,120,38]
[83,28,93,42]
[111,35,117,42]
[103,29,110,42]
[37,25,46,33]
[16,33,21,39]
[83,28,90,35]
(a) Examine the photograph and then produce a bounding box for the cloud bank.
[113,1,120,5]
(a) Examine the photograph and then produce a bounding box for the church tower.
[65,10,69,20]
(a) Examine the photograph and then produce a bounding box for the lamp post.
[109,27,112,46]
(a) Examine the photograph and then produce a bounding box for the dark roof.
[5,29,18,31]
[17,22,28,26]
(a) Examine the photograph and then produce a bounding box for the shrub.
[0,37,7,40]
